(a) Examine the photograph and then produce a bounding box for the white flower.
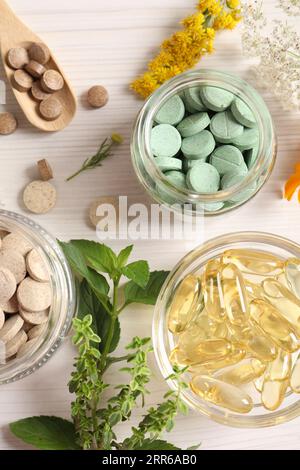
[242,1,300,110]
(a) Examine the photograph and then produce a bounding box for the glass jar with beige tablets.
[153,233,300,427]
[131,69,276,215]
[0,210,76,384]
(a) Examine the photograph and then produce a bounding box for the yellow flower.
[131,0,241,98]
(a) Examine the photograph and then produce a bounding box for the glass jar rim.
[153,231,300,428]
[133,69,275,204]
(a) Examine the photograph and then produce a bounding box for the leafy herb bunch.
[10,241,190,451]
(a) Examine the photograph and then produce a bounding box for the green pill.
[183,87,206,112]
[151,124,182,157]
[155,95,185,126]
[181,129,215,160]
[200,86,234,112]
[202,201,225,212]
[210,145,244,176]
[244,146,259,169]
[231,128,259,151]
[231,98,256,128]
[221,170,256,203]
[177,112,210,138]
[187,162,220,193]
[155,157,182,172]
[183,158,207,173]
[165,170,187,188]
[210,110,244,144]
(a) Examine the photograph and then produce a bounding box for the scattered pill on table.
[89,196,119,228]
[0,112,18,135]
[31,81,52,101]
[23,180,57,214]
[39,96,62,121]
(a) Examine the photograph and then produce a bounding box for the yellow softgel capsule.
[284,258,300,298]
[249,299,299,353]
[167,274,200,333]
[261,378,289,411]
[190,375,253,413]
[291,352,300,393]
[266,349,291,382]
[169,347,192,367]
[216,359,266,385]
[177,315,215,351]
[184,338,233,365]
[219,263,249,326]
[246,328,278,362]
[193,343,246,371]
[202,259,225,321]
[262,278,300,335]
[222,249,284,276]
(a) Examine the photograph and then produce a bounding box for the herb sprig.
[9,241,194,451]
[66,134,123,182]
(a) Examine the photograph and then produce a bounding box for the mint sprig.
[9,241,197,451]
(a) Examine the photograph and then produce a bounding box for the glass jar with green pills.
[131,69,276,215]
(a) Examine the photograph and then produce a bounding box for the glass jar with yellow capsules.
[153,232,300,427]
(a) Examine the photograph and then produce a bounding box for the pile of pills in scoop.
[151,86,259,202]
[0,231,51,362]
[168,250,300,414]
[7,43,65,121]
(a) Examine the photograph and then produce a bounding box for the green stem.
[100,280,119,372]
[66,168,84,182]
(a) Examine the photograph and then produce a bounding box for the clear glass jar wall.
[131,70,276,216]
[0,210,76,384]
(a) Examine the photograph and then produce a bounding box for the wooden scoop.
[0,0,77,132]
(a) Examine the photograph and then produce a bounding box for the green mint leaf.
[187,443,201,450]
[121,260,150,288]
[117,245,133,268]
[60,240,111,312]
[70,240,118,276]
[134,439,180,450]
[124,270,169,306]
[78,280,120,354]
[59,240,89,279]
[10,417,80,450]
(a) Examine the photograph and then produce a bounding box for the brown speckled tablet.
[6,330,27,359]
[0,112,18,135]
[2,232,33,256]
[41,70,64,93]
[0,314,24,343]
[31,81,52,102]
[23,180,57,214]
[87,85,109,108]
[3,293,18,314]
[26,249,49,282]
[0,250,26,284]
[19,307,49,325]
[7,47,29,69]
[13,69,34,92]
[17,278,51,312]
[39,97,62,121]
[0,267,16,305]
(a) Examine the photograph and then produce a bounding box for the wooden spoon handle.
[0,0,20,33]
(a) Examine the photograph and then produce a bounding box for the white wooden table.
[1,0,300,450]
